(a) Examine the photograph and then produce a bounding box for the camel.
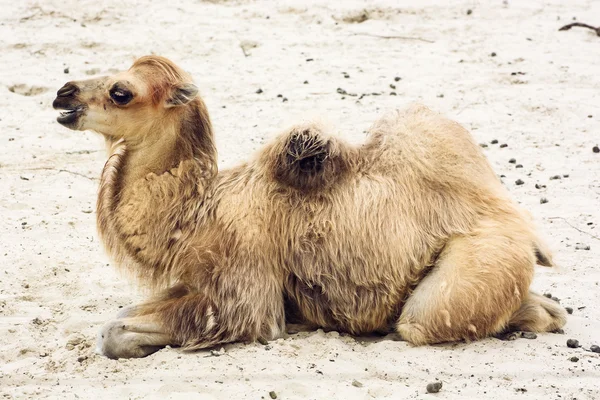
[52,55,566,359]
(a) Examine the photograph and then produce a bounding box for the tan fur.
[53,56,566,359]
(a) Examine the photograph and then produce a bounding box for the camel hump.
[271,124,352,192]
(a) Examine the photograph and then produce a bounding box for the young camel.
[53,56,566,359]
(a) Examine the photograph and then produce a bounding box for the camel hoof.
[96,320,162,359]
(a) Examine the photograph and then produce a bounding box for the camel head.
[52,56,199,142]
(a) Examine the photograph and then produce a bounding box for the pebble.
[256,88,263,94]
[467,9,472,15]
[554,328,565,334]
[64,67,69,74]
[257,337,268,345]
[590,345,600,353]
[304,80,309,84]
[515,164,523,168]
[575,244,590,251]
[593,146,599,153]
[269,391,278,399]
[535,183,546,189]
[567,339,579,348]
[565,307,573,314]
[509,158,516,164]
[550,175,561,180]
[500,143,508,148]
[426,382,443,393]
[551,296,560,303]
[515,179,524,185]
[569,356,579,362]
[540,198,548,204]
[394,77,401,82]
[543,293,552,299]
[522,332,537,340]
[352,380,363,388]
[480,143,488,148]
[491,139,499,144]
[491,52,497,57]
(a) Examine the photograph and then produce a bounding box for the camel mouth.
[53,101,86,126]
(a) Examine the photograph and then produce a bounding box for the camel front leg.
[97,279,285,359]
[97,315,172,359]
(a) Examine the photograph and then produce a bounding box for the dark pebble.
[394,77,401,82]
[543,293,552,298]
[515,179,524,185]
[491,52,497,57]
[269,391,278,399]
[500,143,508,148]
[540,198,548,204]
[550,175,561,180]
[344,74,350,78]
[304,80,309,84]
[256,88,263,94]
[64,67,69,74]
[551,296,560,303]
[390,92,397,96]
[563,174,569,178]
[277,94,282,98]
[491,139,499,144]
[509,158,516,164]
[390,84,396,89]
[426,382,442,394]
[515,164,523,168]
[257,337,268,345]
[567,339,579,348]
[590,345,600,353]
[553,328,565,334]
[282,98,288,102]
[522,332,537,339]
[480,143,488,148]
[593,146,599,153]
[565,307,573,314]
[575,244,590,250]
[535,183,546,189]
[467,9,472,15]
[569,356,579,362]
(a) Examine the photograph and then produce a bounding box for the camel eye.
[109,86,133,106]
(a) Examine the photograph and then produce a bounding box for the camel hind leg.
[397,219,537,345]
[507,291,567,333]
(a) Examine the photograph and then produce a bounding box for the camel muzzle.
[53,82,86,127]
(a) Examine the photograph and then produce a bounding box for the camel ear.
[165,83,198,108]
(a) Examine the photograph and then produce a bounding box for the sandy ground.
[1,0,599,399]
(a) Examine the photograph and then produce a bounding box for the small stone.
[500,143,508,148]
[575,244,590,251]
[390,92,397,96]
[467,9,472,15]
[535,183,546,189]
[491,52,497,57]
[256,88,263,94]
[257,337,268,345]
[390,84,396,89]
[553,328,565,334]
[509,158,516,164]
[590,345,600,353]
[426,382,442,393]
[303,80,309,84]
[551,296,560,303]
[515,164,523,168]
[567,339,579,348]
[540,198,548,204]
[543,293,552,299]
[491,139,499,144]
[563,174,569,178]
[269,391,278,399]
[522,332,537,339]
[77,355,87,363]
[550,175,561,180]
[569,356,579,362]
[352,380,363,388]
[282,98,288,102]
[593,146,599,153]
[480,143,488,148]
[64,67,69,74]
[515,179,524,185]
[565,307,573,314]
[394,77,401,82]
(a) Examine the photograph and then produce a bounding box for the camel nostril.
[57,83,78,97]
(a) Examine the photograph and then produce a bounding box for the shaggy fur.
[52,56,567,359]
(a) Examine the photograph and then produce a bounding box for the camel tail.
[534,241,554,267]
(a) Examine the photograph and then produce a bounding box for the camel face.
[52,58,198,142]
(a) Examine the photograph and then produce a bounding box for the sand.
[1,0,599,399]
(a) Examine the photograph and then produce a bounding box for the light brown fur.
[52,56,566,359]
